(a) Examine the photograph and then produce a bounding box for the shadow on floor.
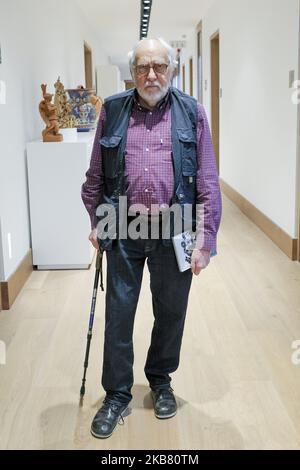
[38,384,245,450]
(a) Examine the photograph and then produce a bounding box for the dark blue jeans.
[101,233,193,405]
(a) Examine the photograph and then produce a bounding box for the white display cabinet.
[26,133,96,269]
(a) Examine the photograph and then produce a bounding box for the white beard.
[137,81,170,107]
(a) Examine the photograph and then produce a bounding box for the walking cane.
[80,246,104,402]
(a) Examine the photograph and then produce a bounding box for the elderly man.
[81,38,222,439]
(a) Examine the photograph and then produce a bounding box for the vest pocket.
[100,135,122,178]
[177,128,196,144]
[177,129,197,176]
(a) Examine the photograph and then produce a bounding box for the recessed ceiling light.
[140,0,152,39]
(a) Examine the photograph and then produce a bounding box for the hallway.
[0,194,299,450]
[1,0,300,453]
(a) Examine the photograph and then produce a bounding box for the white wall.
[118,63,132,83]
[96,65,123,99]
[182,0,299,239]
[178,31,198,98]
[0,0,108,281]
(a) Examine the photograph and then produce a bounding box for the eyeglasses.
[134,62,169,76]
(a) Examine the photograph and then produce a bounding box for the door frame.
[297,5,300,261]
[196,20,203,103]
[84,41,93,89]
[210,30,220,174]
[182,64,186,92]
[189,57,193,96]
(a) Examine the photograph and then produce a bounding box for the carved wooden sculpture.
[39,84,63,142]
[54,77,78,129]
[90,93,103,117]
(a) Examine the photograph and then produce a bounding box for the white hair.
[128,37,178,74]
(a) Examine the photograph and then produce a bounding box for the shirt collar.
[133,88,170,112]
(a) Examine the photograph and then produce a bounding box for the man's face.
[132,41,173,107]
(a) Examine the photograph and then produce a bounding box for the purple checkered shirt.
[81,90,222,252]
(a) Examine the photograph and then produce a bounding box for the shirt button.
[146,148,149,152]
[149,112,152,115]
[146,207,150,211]
[145,189,148,193]
[145,168,148,172]
[147,129,150,132]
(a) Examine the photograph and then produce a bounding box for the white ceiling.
[77,0,213,68]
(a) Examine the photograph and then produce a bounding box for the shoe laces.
[118,415,125,426]
[101,398,127,425]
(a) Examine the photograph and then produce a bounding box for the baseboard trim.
[0,249,33,310]
[220,179,298,260]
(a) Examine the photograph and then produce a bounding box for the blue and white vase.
[66,88,97,132]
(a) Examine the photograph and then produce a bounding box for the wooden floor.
[1,194,300,450]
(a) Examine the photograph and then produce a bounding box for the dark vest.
[97,86,198,250]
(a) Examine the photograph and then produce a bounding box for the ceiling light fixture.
[140,0,152,39]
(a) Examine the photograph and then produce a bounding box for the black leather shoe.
[151,387,177,419]
[91,399,130,439]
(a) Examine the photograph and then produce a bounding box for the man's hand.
[190,249,211,275]
[88,228,100,250]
